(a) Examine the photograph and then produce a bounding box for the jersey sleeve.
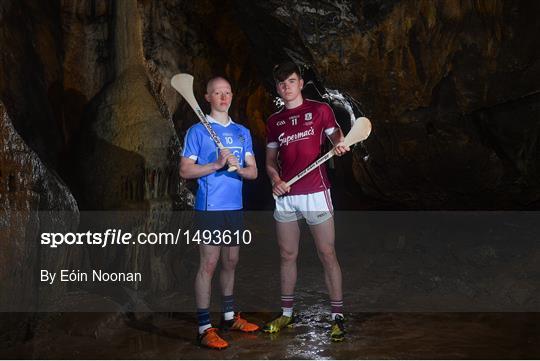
[266,117,279,148]
[321,103,340,136]
[181,126,200,161]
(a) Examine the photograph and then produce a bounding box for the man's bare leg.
[219,246,239,297]
[195,245,221,309]
[276,220,301,296]
[262,220,301,332]
[218,245,260,331]
[309,217,342,301]
[310,217,346,341]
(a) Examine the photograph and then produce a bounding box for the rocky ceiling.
[1,0,540,213]
[1,0,540,346]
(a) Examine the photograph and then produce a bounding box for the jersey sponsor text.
[278,127,315,146]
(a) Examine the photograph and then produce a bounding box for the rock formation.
[1,0,539,344]
[235,0,540,208]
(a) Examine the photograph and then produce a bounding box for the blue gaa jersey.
[182,115,254,211]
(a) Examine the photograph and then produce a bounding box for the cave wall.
[236,0,540,208]
[1,0,539,346]
[0,101,79,344]
[2,0,539,213]
[138,0,273,208]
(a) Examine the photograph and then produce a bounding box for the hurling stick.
[171,73,237,172]
[274,117,372,198]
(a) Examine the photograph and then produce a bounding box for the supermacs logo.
[278,127,315,146]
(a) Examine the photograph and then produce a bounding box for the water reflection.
[1,311,538,359]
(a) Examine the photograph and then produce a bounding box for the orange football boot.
[198,327,229,349]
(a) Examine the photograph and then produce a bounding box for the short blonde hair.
[206,76,231,94]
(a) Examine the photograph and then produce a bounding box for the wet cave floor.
[2,312,539,359]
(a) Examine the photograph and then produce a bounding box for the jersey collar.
[206,114,234,127]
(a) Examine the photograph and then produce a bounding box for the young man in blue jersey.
[180,77,259,349]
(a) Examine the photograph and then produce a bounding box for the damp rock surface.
[1,312,538,359]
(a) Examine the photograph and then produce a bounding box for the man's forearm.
[266,163,282,184]
[238,164,258,180]
[180,162,220,179]
[266,147,283,185]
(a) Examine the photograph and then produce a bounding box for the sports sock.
[197,308,212,334]
[331,299,344,320]
[281,294,294,317]
[222,295,234,321]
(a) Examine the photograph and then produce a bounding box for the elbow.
[179,168,186,179]
[179,164,191,179]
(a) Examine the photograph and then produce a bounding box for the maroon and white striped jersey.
[266,99,339,195]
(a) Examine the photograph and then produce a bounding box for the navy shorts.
[193,210,244,246]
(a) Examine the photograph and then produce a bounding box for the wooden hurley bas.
[171,73,237,172]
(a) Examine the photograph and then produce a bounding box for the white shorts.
[274,189,334,225]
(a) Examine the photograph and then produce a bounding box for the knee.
[318,248,337,266]
[200,257,219,276]
[280,248,298,263]
[222,254,239,271]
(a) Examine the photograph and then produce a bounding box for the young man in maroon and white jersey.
[262,61,349,342]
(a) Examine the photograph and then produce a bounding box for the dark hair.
[272,61,302,82]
